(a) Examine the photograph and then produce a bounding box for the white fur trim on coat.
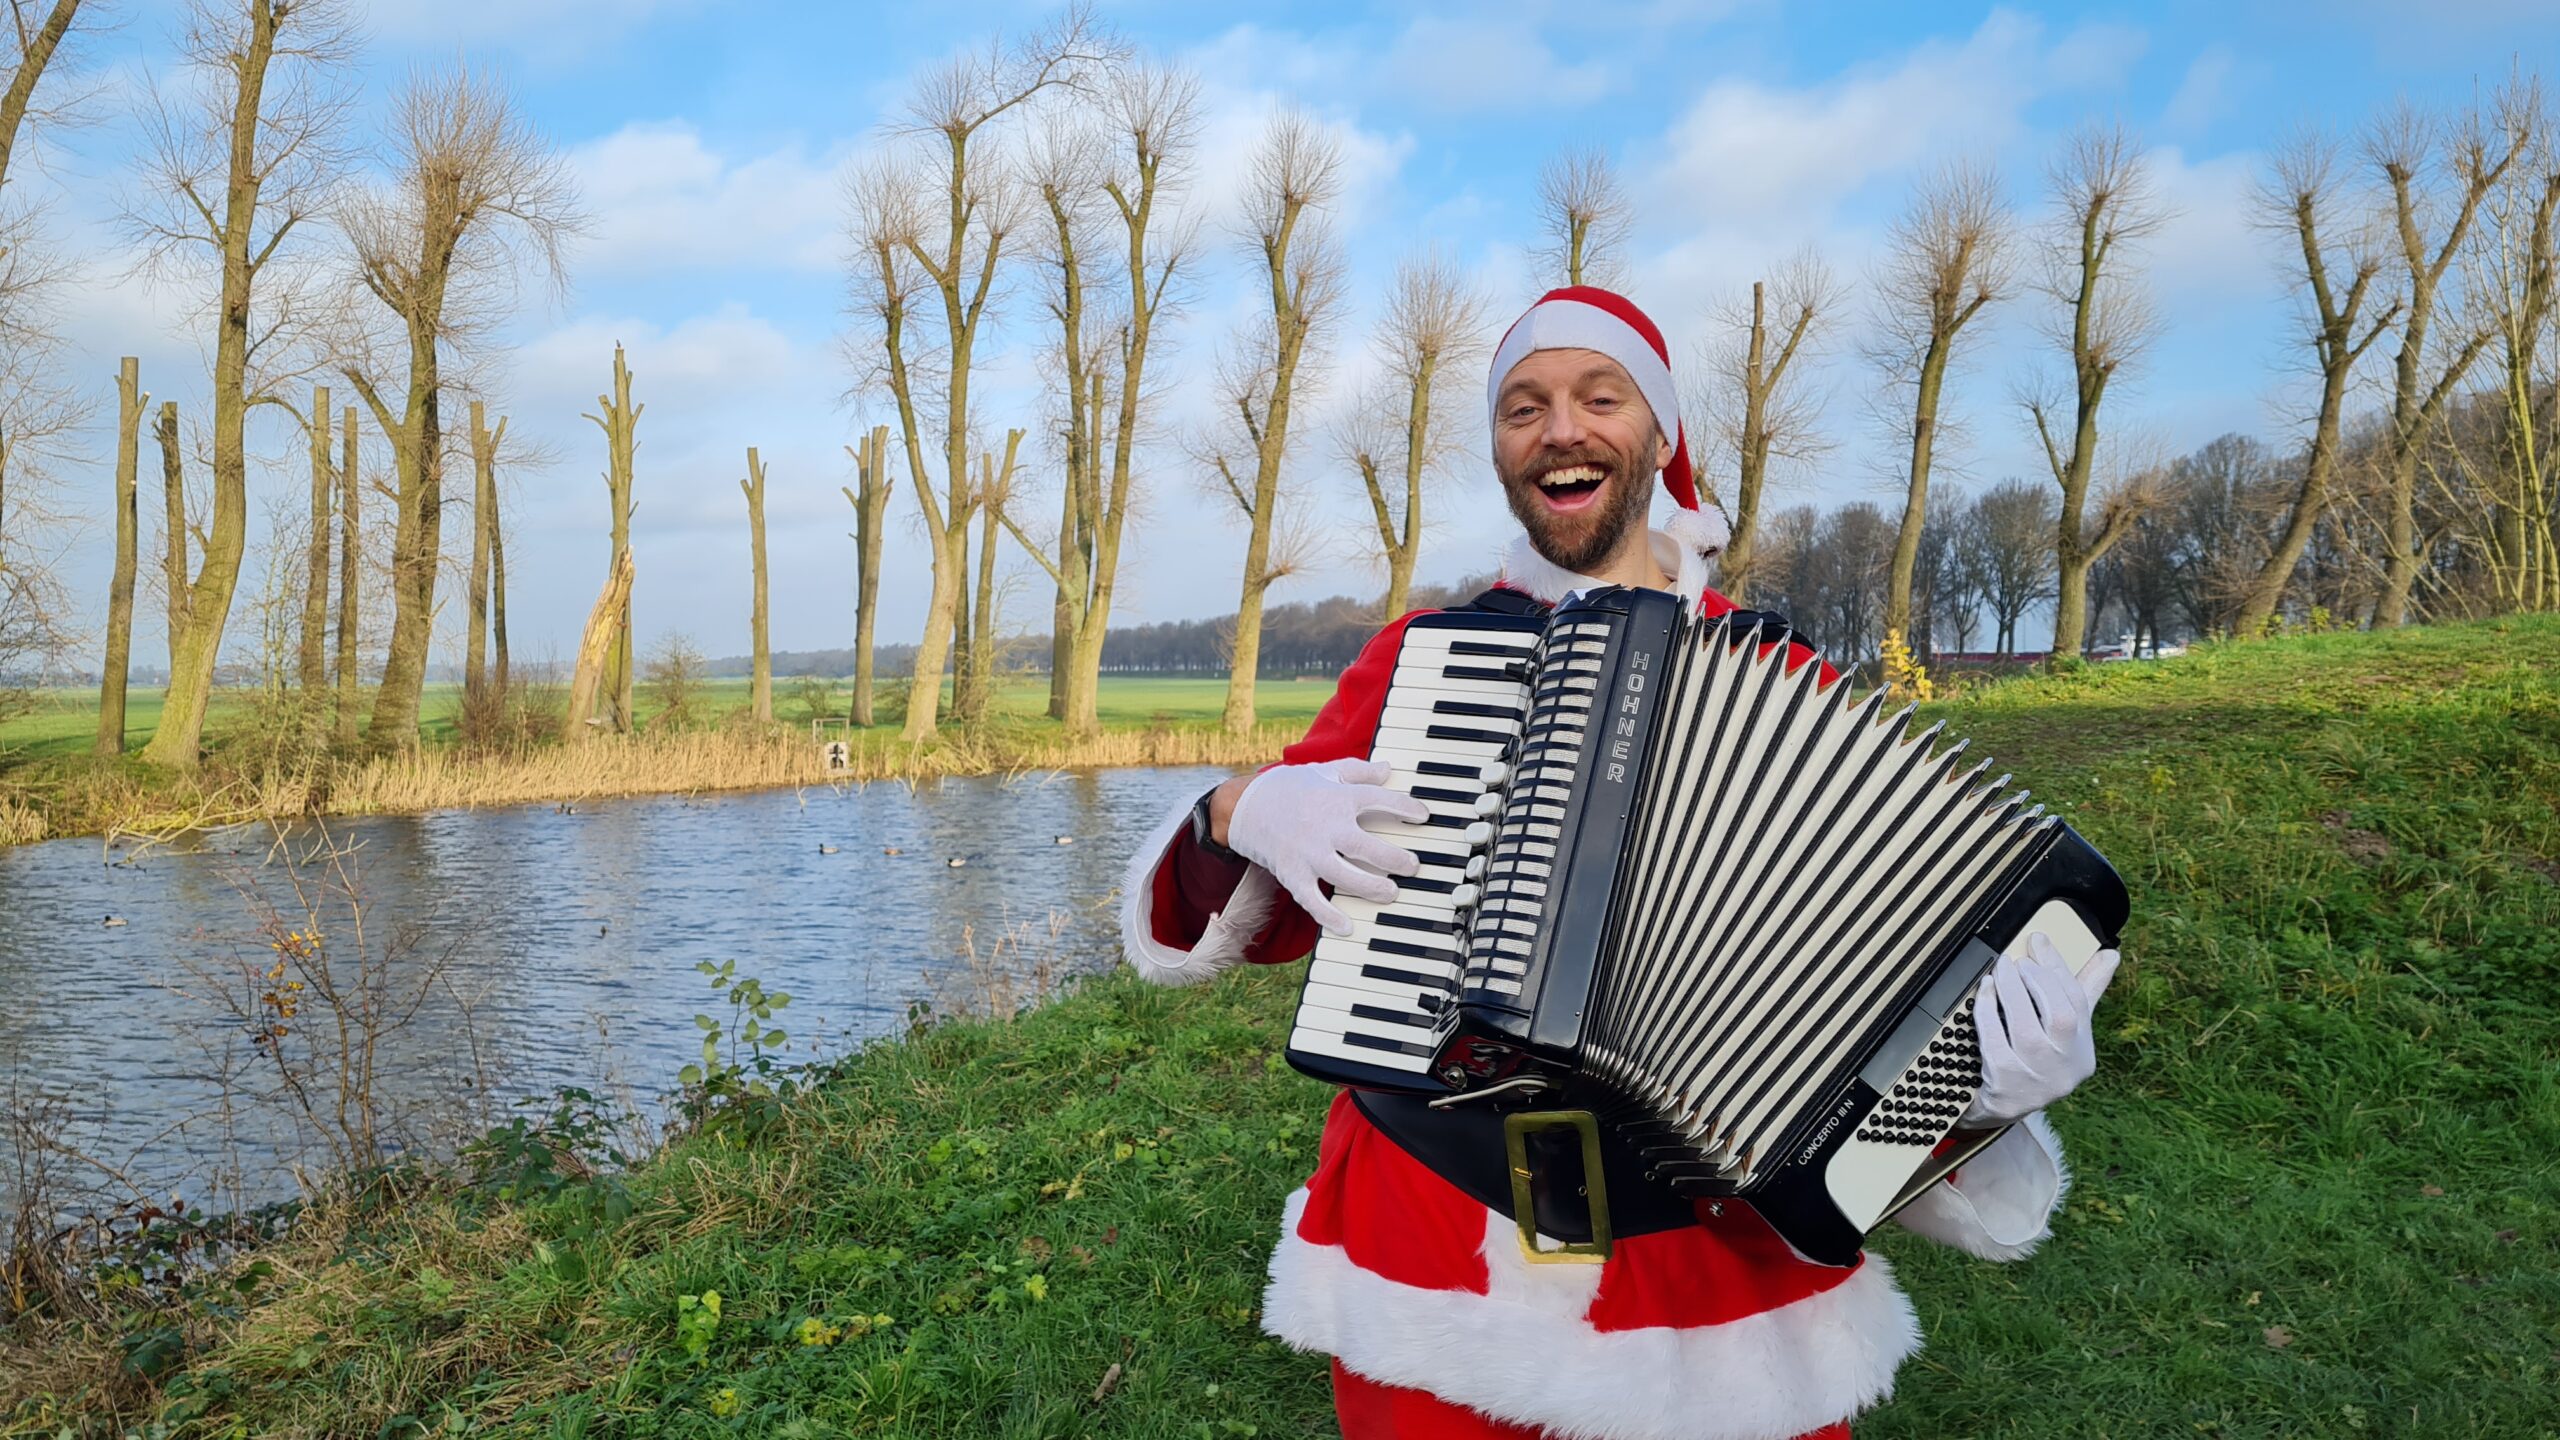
[1499,517,1727,612]
[1890,1110,2071,1262]
[1261,1190,1921,1440]
[1116,790,1282,986]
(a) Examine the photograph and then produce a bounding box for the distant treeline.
[697,575,1501,683]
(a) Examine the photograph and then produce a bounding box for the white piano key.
[1288,1025,1437,1073]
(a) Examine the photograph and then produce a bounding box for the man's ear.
[1653,429,1673,474]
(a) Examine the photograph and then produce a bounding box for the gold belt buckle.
[1503,1110,1612,1265]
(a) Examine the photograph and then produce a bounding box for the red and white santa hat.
[1487,286,1730,580]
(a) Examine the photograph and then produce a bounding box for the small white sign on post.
[823,740,850,771]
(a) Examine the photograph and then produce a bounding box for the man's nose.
[1539,398,1588,448]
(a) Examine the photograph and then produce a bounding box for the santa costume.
[1118,287,2073,1440]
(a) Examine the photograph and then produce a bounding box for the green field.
[7,619,2556,1438]
[0,676,1338,762]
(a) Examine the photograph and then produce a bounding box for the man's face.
[1491,348,1672,575]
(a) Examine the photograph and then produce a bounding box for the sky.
[18,0,2560,670]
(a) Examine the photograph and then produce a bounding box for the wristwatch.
[1189,786,1244,862]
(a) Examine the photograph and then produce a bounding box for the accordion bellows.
[1285,587,2128,1266]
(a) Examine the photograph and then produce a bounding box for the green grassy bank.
[7,619,2557,1438]
[0,678,1331,763]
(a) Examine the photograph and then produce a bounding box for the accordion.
[1284,586,2128,1266]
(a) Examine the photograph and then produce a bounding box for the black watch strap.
[1189,787,1244,862]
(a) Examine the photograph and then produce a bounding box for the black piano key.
[1375,911,1461,935]
[1431,699,1528,722]
[1368,936,1457,961]
[1348,1002,1435,1030]
[1360,963,1438,987]
[1343,1030,1438,1059]
[1411,785,1476,803]
[1440,663,1520,682]
[1424,723,1514,746]
[1445,639,1530,657]
[1416,759,1480,778]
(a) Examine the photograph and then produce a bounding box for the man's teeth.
[1539,466,1605,488]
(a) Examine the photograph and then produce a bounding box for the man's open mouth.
[1534,464,1610,511]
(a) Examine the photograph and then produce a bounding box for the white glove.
[1964,932,2123,1126]
[1223,758,1429,936]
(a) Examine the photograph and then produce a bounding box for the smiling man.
[1119,287,2116,1440]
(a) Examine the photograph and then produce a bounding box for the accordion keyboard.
[1461,616,1616,1001]
[1283,617,1541,1081]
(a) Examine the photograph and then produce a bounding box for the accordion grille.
[1582,619,2049,1184]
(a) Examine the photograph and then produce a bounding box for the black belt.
[1352,1090,1702,1246]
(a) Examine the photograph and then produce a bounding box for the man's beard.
[1497,443,1656,576]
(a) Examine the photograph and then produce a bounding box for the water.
[0,766,1221,1213]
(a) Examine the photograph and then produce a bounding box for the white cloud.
[566,122,846,277]
[2162,46,2238,138]
[1376,16,1617,115]
[1651,11,2142,234]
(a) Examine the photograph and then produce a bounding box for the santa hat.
[1487,286,1729,588]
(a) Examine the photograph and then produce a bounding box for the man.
[1119,287,2121,1440]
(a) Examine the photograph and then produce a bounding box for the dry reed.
[16,721,1298,847]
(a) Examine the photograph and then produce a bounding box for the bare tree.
[2460,91,2560,612]
[582,343,639,733]
[93,356,144,756]
[1968,479,2059,655]
[2234,135,2402,636]
[841,425,892,725]
[2023,125,2165,659]
[1705,254,1841,601]
[561,549,632,745]
[738,445,771,723]
[156,399,185,677]
[1535,145,1630,289]
[130,0,353,769]
[0,0,92,696]
[1875,163,2011,651]
[1206,111,1343,733]
[337,67,576,746]
[992,61,1197,736]
[1345,250,1487,621]
[296,383,332,698]
[2366,90,2532,626]
[331,399,359,743]
[463,400,505,709]
[846,10,1115,744]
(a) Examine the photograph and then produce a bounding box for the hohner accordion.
[1284,586,2129,1266]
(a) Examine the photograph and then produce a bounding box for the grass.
[0,676,1333,843]
[5,617,2557,1438]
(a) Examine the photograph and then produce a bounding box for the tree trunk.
[562,549,635,744]
[490,476,509,694]
[1723,282,1774,603]
[2235,373,2352,636]
[94,357,143,758]
[741,445,771,723]
[846,426,889,727]
[298,386,332,695]
[143,0,282,770]
[333,404,361,746]
[586,344,641,733]
[364,308,445,748]
[464,401,501,708]
[967,454,1004,722]
[1885,339,1954,649]
[155,401,186,693]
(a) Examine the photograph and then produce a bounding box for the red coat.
[1119,535,2070,1440]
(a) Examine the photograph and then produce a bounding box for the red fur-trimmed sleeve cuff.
[1117,791,1319,986]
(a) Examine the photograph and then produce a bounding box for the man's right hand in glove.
[1205,758,1429,936]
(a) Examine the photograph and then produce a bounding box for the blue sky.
[27,0,2560,666]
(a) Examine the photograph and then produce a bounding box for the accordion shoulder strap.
[1351,1090,1701,1243]
[1456,586,1551,618]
